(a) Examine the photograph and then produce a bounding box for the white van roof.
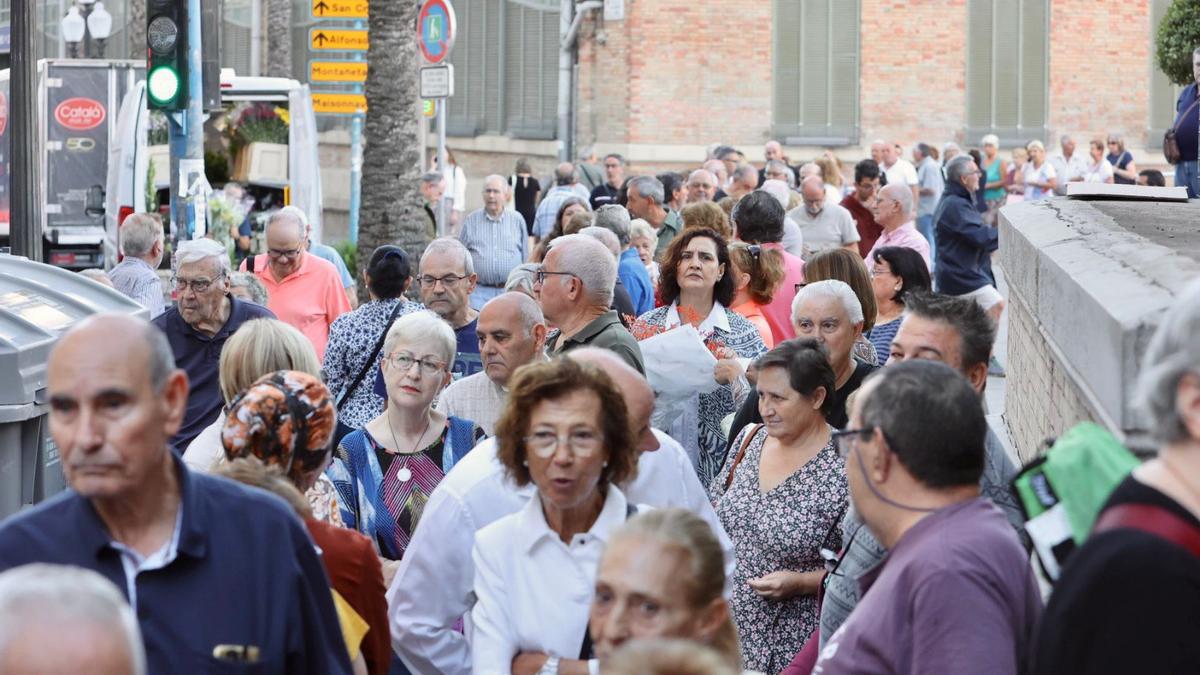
[220,69,302,100]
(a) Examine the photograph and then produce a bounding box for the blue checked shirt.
[458,207,529,287]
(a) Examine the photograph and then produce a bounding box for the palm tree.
[127,0,145,60]
[266,0,291,77]
[357,0,423,299]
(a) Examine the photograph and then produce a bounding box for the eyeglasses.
[831,427,876,459]
[385,352,447,376]
[267,247,303,260]
[535,269,578,285]
[417,274,468,289]
[173,273,225,293]
[524,429,604,458]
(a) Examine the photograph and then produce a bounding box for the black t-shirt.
[1106,151,1135,184]
[725,359,877,453]
[590,182,620,210]
[1032,476,1200,674]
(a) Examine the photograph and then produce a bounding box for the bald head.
[800,175,825,201]
[687,169,718,204]
[479,293,547,385]
[483,174,508,215]
[567,348,659,454]
[481,291,544,335]
[52,314,177,393]
[555,162,576,185]
[764,140,784,162]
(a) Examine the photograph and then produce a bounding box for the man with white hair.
[876,138,920,206]
[626,175,682,260]
[594,203,653,314]
[240,207,351,359]
[0,563,146,675]
[788,175,860,257]
[702,159,730,200]
[458,175,529,310]
[288,205,358,310]
[576,145,604,192]
[686,168,719,204]
[155,237,274,451]
[420,171,446,237]
[761,140,799,185]
[580,225,637,319]
[533,162,591,239]
[869,182,932,270]
[538,233,644,373]
[935,156,1003,325]
[1049,134,1088,196]
[108,213,166,317]
[727,164,760,200]
[416,237,483,379]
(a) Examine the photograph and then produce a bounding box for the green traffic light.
[148,65,181,104]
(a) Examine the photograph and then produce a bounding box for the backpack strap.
[1093,503,1200,560]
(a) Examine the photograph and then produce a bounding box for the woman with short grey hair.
[1033,277,1200,674]
[229,271,269,306]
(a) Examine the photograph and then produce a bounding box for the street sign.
[311,0,368,19]
[310,29,369,51]
[417,0,457,63]
[422,99,436,118]
[312,92,368,115]
[310,61,368,83]
[419,64,454,99]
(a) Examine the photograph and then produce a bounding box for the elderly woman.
[633,227,768,485]
[711,339,848,673]
[229,271,270,306]
[867,246,932,365]
[1084,138,1116,184]
[329,310,482,573]
[1034,279,1200,673]
[220,371,390,675]
[471,357,639,675]
[804,248,880,365]
[629,218,660,285]
[589,509,740,670]
[1105,133,1137,185]
[1022,140,1058,201]
[324,245,425,431]
[729,242,785,349]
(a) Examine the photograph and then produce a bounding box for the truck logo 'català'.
[54,97,106,131]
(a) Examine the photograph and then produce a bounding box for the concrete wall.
[999,197,1200,459]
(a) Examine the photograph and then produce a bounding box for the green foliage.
[145,159,159,214]
[332,240,357,281]
[1156,0,1200,86]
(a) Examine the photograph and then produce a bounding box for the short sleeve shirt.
[787,203,860,256]
[242,252,352,360]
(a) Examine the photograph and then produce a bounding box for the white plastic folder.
[640,324,720,429]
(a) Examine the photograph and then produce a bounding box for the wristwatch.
[539,656,560,674]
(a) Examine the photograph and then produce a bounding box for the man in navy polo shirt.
[0,314,350,674]
[154,238,274,452]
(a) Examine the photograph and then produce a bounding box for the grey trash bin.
[0,254,149,520]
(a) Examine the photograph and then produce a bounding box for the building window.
[1148,0,1184,148]
[772,0,860,146]
[446,0,559,140]
[966,0,1048,147]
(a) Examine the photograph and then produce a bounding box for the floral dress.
[633,302,767,486]
[710,424,849,673]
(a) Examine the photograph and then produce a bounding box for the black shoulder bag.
[334,301,405,443]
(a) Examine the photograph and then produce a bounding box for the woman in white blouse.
[1083,138,1116,184]
[472,357,641,675]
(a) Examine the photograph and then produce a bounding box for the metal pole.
[349,113,362,244]
[11,0,42,260]
[436,102,447,238]
[170,0,207,242]
[555,0,572,163]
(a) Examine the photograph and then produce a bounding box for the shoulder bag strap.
[336,301,405,410]
[723,423,764,491]
[1173,95,1200,133]
[1093,503,1200,560]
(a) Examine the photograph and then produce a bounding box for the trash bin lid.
[0,255,149,406]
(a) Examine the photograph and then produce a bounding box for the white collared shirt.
[665,300,731,335]
[471,483,630,673]
[109,505,183,608]
[387,431,733,675]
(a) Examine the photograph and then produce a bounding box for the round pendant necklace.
[387,408,431,483]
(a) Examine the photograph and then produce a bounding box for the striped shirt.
[458,207,529,287]
[532,185,587,239]
[108,257,165,318]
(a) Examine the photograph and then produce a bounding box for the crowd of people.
[2,101,1198,674]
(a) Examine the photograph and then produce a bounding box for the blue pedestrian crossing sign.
[417,0,456,64]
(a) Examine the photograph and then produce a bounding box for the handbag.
[1164,96,1200,165]
[333,301,405,444]
[723,423,764,491]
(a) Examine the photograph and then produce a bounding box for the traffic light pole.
[167,0,208,243]
[10,0,42,261]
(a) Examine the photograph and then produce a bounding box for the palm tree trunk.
[266,0,292,77]
[358,0,423,299]
[127,0,146,60]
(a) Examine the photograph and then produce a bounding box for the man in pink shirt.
[241,207,351,359]
[867,183,931,271]
[731,191,805,343]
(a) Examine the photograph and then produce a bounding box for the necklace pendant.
[397,467,413,482]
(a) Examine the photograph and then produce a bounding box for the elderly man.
[732,191,805,342]
[686,168,719,204]
[626,175,682,259]
[576,145,604,192]
[579,226,638,320]
[435,293,546,435]
[703,159,730,200]
[539,233,644,373]
[155,238,274,451]
[814,361,1041,674]
[1172,48,1200,198]
[533,162,590,239]
[0,564,146,674]
[590,153,626,209]
[913,142,945,261]
[420,171,445,237]
[275,205,358,310]
[761,140,799,186]
[108,213,165,317]
[841,159,883,257]
[0,314,350,674]
[594,204,653,314]
[726,164,760,200]
[788,175,859,257]
[417,237,483,379]
[935,156,1003,325]
[458,175,529,310]
[875,139,919,206]
[868,182,932,269]
[389,348,731,675]
[240,208,350,359]
[1049,135,1089,196]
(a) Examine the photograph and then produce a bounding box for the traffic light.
[146,0,188,110]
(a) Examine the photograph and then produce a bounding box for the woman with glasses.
[471,357,640,675]
[866,247,932,366]
[328,310,482,582]
[710,339,848,674]
[1105,134,1138,185]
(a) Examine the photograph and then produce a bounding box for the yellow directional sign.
[310,61,368,83]
[310,29,369,51]
[312,92,368,115]
[312,0,368,19]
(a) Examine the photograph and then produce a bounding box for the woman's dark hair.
[366,245,412,299]
[657,171,684,204]
[755,338,836,420]
[730,191,784,244]
[514,157,532,175]
[657,228,735,309]
[805,248,878,332]
[495,357,636,489]
[871,246,932,306]
[616,176,636,208]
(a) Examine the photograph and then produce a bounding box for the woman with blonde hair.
[815,154,846,199]
[727,243,785,348]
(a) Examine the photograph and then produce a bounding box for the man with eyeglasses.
[415,237,483,379]
[867,182,931,271]
[239,208,351,361]
[458,175,529,311]
[933,155,1003,325]
[811,361,1040,674]
[787,176,859,260]
[153,238,274,452]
